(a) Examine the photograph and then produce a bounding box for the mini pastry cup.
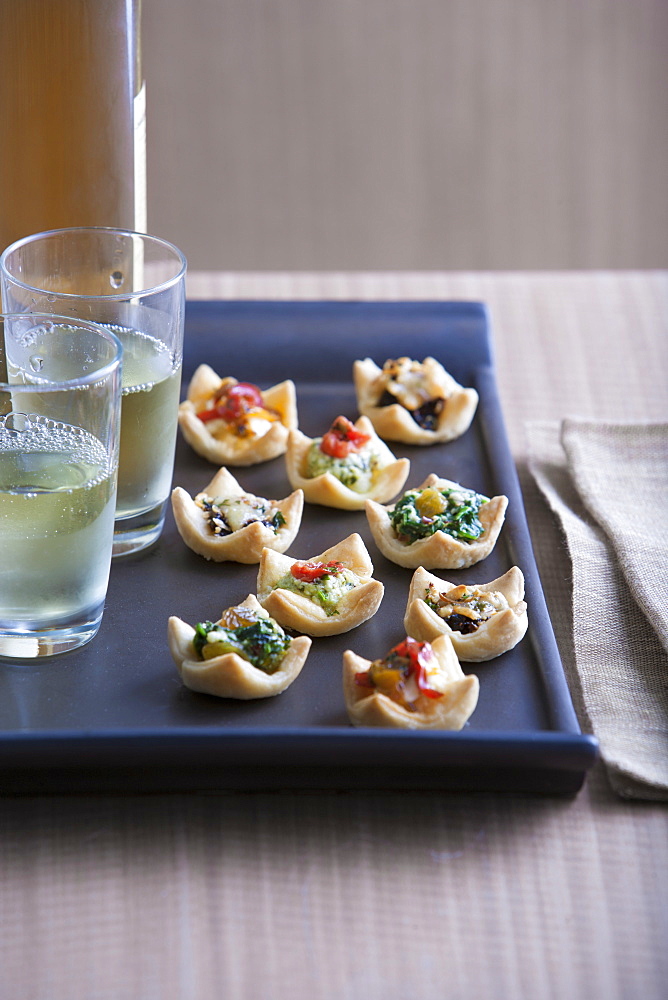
[178,364,298,465]
[404,566,528,662]
[353,356,478,445]
[256,533,384,637]
[365,474,508,569]
[285,415,410,510]
[171,467,304,563]
[168,594,311,700]
[343,634,479,730]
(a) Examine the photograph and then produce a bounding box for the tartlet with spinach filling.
[171,466,303,563]
[168,594,311,699]
[365,474,508,569]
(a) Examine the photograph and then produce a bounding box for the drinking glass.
[1,227,187,556]
[0,313,122,659]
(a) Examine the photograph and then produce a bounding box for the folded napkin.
[528,420,668,801]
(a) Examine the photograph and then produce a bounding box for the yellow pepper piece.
[415,488,447,517]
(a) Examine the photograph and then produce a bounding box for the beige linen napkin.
[528,420,668,801]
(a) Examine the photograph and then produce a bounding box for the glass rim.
[0,226,187,300]
[0,312,123,393]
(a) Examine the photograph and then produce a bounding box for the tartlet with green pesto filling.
[285,414,409,510]
[365,474,507,569]
[353,356,478,445]
[171,467,303,563]
[404,566,528,661]
[168,594,311,699]
[257,533,384,637]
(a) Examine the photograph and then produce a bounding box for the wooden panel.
[143,0,668,270]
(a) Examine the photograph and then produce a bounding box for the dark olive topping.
[376,389,444,430]
[443,613,481,635]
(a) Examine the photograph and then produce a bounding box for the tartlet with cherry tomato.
[257,533,384,637]
[178,364,298,466]
[343,635,479,730]
[285,414,409,509]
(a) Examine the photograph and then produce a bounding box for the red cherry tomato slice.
[197,382,265,423]
[290,560,344,583]
[320,416,371,458]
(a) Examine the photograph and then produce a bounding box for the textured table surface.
[3,271,667,1000]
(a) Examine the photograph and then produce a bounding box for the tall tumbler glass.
[0,313,122,659]
[1,227,187,556]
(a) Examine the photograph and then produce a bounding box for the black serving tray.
[0,301,598,795]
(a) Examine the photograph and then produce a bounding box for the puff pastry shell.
[178,364,298,465]
[343,634,479,730]
[256,533,384,636]
[168,594,311,699]
[171,467,303,563]
[285,415,409,509]
[365,474,507,569]
[353,356,478,445]
[404,566,528,661]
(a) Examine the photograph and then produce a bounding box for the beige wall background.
[143,0,668,271]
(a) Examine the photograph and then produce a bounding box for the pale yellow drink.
[0,418,116,625]
[106,325,182,521]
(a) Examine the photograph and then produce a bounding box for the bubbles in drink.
[0,413,116,625]
[29,355,44,372]
[110,270,124,289]
[0,412,111,491]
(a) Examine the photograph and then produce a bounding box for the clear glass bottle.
[0,0,146,251]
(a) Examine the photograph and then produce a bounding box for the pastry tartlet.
[365,474,507,569]
[168,594,311,699]
[171,467,304,563]
[285,414,409,510]
[343,634,479,730]
[353,356,478,445]
[256,533,384,636]
[404,566,528,661]
[178,364,298,465]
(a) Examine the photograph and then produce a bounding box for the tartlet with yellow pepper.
[343,634,479,730]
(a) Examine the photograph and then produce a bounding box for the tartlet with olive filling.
[353,356,478,445]
[178,364,298,465]
[168,594,311,699]
[285,414,409,510]
[343,635,479,730]
[404,566,528,661]
[171,467,304,563]
[365,474,507,569]
[256,533,384,636]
